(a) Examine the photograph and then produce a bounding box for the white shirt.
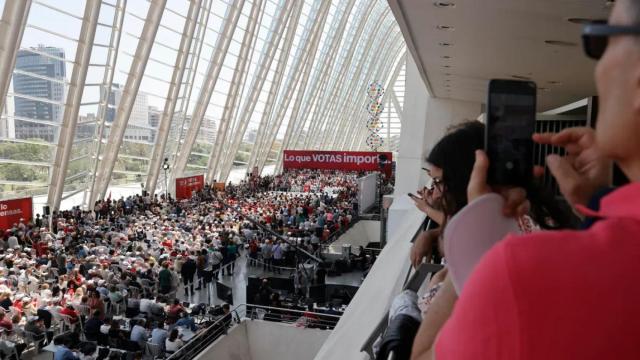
[7,236,18,249]
[209,251,223,266]
[140,298,153,314]
[165,338,184,353]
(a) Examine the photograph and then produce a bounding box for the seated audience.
[150,321,168,347]
[165,329,184,355]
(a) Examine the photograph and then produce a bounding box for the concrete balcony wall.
[195,320,331,360]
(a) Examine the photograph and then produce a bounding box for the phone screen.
[486,81,536,186]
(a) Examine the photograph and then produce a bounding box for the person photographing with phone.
[402,122,575,359]
[407,122,575,269]
[412,1,640,358]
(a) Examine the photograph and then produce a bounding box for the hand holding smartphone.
[485,79,536,187]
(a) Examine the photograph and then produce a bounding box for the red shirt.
[436,183,640,359]
[162,240,173,249]
[60,307,79,323]
[0,318,12,331]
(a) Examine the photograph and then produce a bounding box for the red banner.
[0,197,33,231]
[175,175,205,200]
[283,150,393,176]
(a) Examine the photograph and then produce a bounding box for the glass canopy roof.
[0,0,406,210]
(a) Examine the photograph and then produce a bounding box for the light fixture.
[544,40,578,47]
[162,158,170,198]
[436,25,455,31]
[434,1,455,8]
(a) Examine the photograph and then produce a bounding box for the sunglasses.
[583,21,640,59]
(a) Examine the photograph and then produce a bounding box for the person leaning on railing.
[380,121,576,360]
[413,2,640,358]
[408,121,575,311]
[409,122,577,270]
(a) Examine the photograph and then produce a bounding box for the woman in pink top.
[413,2,640,358]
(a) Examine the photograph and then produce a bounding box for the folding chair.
[23,330,44,354]
[145,341,164,359]
[49,309,65,335]
[59,313,80,335]
[74,304,91,318]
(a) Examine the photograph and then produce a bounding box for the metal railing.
[166,303,342,360]
[359,217,444,359]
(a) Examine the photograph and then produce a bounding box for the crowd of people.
[376,2,640,359]
[0,168,372,359]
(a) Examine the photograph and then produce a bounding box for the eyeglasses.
[582,21,640,59]
[425,176,444,191]
[422,167,444,191]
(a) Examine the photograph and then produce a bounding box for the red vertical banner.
[0,197,33,230]
[175,175,205,200]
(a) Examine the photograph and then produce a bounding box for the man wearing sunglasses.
[412,0,640,359]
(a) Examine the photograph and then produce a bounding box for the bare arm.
[427,267,448,288]
[411,274,457,360]
[410,229,441,269]
[411,195,446,225]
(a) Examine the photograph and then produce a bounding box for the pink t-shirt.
[436,182,640,359]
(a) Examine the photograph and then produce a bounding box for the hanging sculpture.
[366,81,385,151]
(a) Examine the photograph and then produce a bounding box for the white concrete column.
[145,0,202,195]
[48,0,102,210]
[93,0,167,202]
[0,0,31,117]
[172,0,245,179]
[387,55,481,239]
[206,0,262,182]
[218,0,295,182]
[245,0,302,171]
[167,0,213,187]
[257,1,331,172]
[84,0,126,209]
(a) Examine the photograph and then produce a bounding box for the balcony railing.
[359,218,443,359]
[166,303,342,360]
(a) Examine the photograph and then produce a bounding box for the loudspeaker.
[216,281,233,304]
[43,206,50,216]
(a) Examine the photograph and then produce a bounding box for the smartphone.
[408,193,418,199]
[485,79,536,187]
